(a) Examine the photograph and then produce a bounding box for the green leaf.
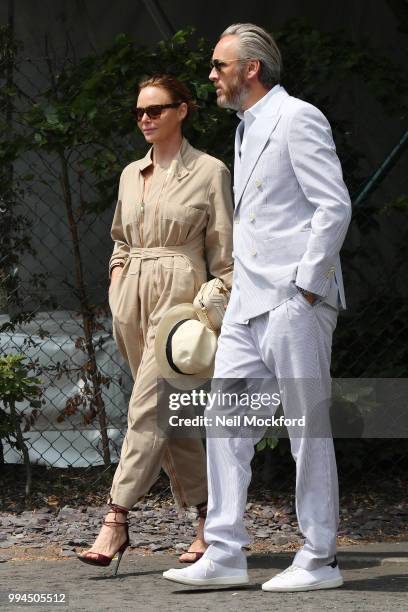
[256,438,267,452]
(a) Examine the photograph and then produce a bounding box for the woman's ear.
[178,102,188,122]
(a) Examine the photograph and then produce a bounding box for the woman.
[77,75,233,572]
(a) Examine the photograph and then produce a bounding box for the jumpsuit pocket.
[108,272,126,316]
[109,267,125,292]
[158,261,201,304]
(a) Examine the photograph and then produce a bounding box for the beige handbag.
[193,278,230,332]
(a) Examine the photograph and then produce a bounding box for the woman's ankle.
[106,502,129,521]
[105,511,127,524]
[109,502,129,513]
[196,501,207,519]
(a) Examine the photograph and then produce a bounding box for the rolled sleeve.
[108,173,130,278]
[205,164,234,290]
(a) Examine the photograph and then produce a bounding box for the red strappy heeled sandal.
[76,504,130,576]
[178,501,207,564]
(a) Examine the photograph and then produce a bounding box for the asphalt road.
[1,542,407,612]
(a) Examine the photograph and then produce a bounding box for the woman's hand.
[109,265,123,289]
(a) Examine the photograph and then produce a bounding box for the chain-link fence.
[0,39,138,469]
[1,23,408,485]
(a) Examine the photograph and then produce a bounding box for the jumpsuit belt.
[128,238,204,269]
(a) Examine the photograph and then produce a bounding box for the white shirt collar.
[237,83,281,123]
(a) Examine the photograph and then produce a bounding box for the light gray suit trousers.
[204,293,339,571]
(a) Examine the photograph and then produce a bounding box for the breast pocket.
[162,203,206,223]
[260,150,296,206]
[261,149,284,176]
[160,203,207,243]
[161,202,189,223]
[265,147,294,175]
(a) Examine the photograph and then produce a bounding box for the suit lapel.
[234,115,280,206]
[233,122,244,200]
[234,87,289,210]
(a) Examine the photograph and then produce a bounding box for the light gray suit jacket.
[225,85,352,324]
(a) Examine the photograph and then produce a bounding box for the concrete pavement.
[1,541,407,611]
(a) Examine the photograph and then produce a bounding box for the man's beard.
[218,70,249,111]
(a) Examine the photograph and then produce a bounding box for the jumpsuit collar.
[137,137,191,180]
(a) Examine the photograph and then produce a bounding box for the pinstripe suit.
[203,85,352,571]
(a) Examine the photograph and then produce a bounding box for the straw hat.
[155,303,218,390]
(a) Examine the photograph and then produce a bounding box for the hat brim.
[155,303,215,391]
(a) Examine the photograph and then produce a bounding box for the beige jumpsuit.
[107,138,234,509]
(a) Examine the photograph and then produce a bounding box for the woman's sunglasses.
[133,102,182,121]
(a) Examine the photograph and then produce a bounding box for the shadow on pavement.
[88,569,161,580]
[168,585,259,594]
[342,574,408,593]
[248,551,408,570]
[167,574,408,596]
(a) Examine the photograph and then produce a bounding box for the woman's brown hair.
[138,74,198,121]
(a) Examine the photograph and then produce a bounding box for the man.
[163,23,351,592]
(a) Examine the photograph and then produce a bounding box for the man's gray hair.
[221,23,282,89]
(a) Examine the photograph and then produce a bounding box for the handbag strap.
[197,298,217,332]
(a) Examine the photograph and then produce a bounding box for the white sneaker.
[262,560,343,592]
[163,556,249,587]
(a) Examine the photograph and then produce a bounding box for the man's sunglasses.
[133,102,181,121]
[210,58,242,72]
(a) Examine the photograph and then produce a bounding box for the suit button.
[255,179,262,188]
[249,212,255,222]
[251,249,257,256]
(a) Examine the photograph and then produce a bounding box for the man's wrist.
[296,286,317,303]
